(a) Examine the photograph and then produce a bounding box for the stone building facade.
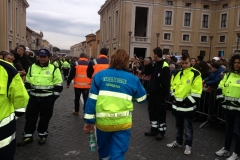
[0,0,29,51]
[70,42,83,57]
[26,26,43,51]
[98,0,240,60]
[70,30,101,58]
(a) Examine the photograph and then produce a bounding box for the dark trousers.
[148,94,167,135]
[175,117,193,147]
[63,69,69,79]
[224,113,240,155]
[74,88,89,113]
[0,139,16,160]
[24,96,55,138]
[0,120,16,160]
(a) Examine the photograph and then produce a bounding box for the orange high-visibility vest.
[74,58,91,88]
[92,55,109,77]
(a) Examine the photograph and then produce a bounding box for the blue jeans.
[224,113,240,155]
[97,129,131,160]
[175,117,193,146]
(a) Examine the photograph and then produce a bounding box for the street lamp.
[156,33,160,47]
[209,36,213,61]
[129,31,132,55]
[236,33,240,53]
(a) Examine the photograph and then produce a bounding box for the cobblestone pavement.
[15,80,232,160]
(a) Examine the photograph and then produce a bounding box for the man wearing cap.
[17,49,63,146]
[87,48,109,79]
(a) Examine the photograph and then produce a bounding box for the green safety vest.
[218,72,240,111]
[26,63,63,97]
[171,67,202,112]
[0,59,29,148]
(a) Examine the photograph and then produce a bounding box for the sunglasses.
[39,56,47,58]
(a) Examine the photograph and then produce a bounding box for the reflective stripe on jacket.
[171,67,202,116]
[84,68,146,132]
[0,60,29,148]
[92,55,109,77]
[73,58,91,88]
[217,72,240,111]
[26,62,63,97]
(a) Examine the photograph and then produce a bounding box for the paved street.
[15,80,231,160]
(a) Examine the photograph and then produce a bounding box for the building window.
[201,36,207,42]
[107,17,111,40]
[219,35,226,42]
[166,1,173,5]
[16,7,18,33]
[8,0,12,30]
[239,11,240,26]
[221,13,227,28]
[203,5,209,9]
[102,21,105,42]
[223,3,228,8]
[185,3,191,7]
[183,34,190,41]
[165,11,172,25]
[164,33,171,40]
[202,15,209,28]
[182,50,188,55]
[9,41,12,50]
[114,10,118,38]
[184,13,191,26]
[200,51,206,57]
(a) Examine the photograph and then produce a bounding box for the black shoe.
[17,137,33,147]
[144,130,157,136]
[38,137,46,145]
[156,133,164,141]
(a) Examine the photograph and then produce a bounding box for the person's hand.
[19,70,26,76]
[66,84,69,88]
[203,84,207,88]
[83,124,95,134]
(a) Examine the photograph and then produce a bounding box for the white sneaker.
[226,152,240,160]
[184,145,191,155]
[166,141,182,148]
[215,147,231,157]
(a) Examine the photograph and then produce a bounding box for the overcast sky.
[27,0,106,49]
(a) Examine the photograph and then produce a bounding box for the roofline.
[98,0,111,14]
[23,0,30,7]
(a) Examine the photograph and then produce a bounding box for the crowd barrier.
[135,73,226,129]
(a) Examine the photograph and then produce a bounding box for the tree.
[53,47,60,52]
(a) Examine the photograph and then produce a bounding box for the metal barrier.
[135,73,226,128]
[197,88,225,128]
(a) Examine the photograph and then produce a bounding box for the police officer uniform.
[17,49,63,146]
[0,59,29,159]
[145,48,170,140]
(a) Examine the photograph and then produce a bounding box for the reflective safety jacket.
[84,68,146,132]
[53,61,59,68]
[217,72,240,112]
[0,60,29,149]
[72,58,91,88]
[170,67,202,118]
[25,61,63,97]
[62,61,70,69]
[87,55,109,79]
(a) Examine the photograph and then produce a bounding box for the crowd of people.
[128,51,240,160]
[0,44,240,160]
